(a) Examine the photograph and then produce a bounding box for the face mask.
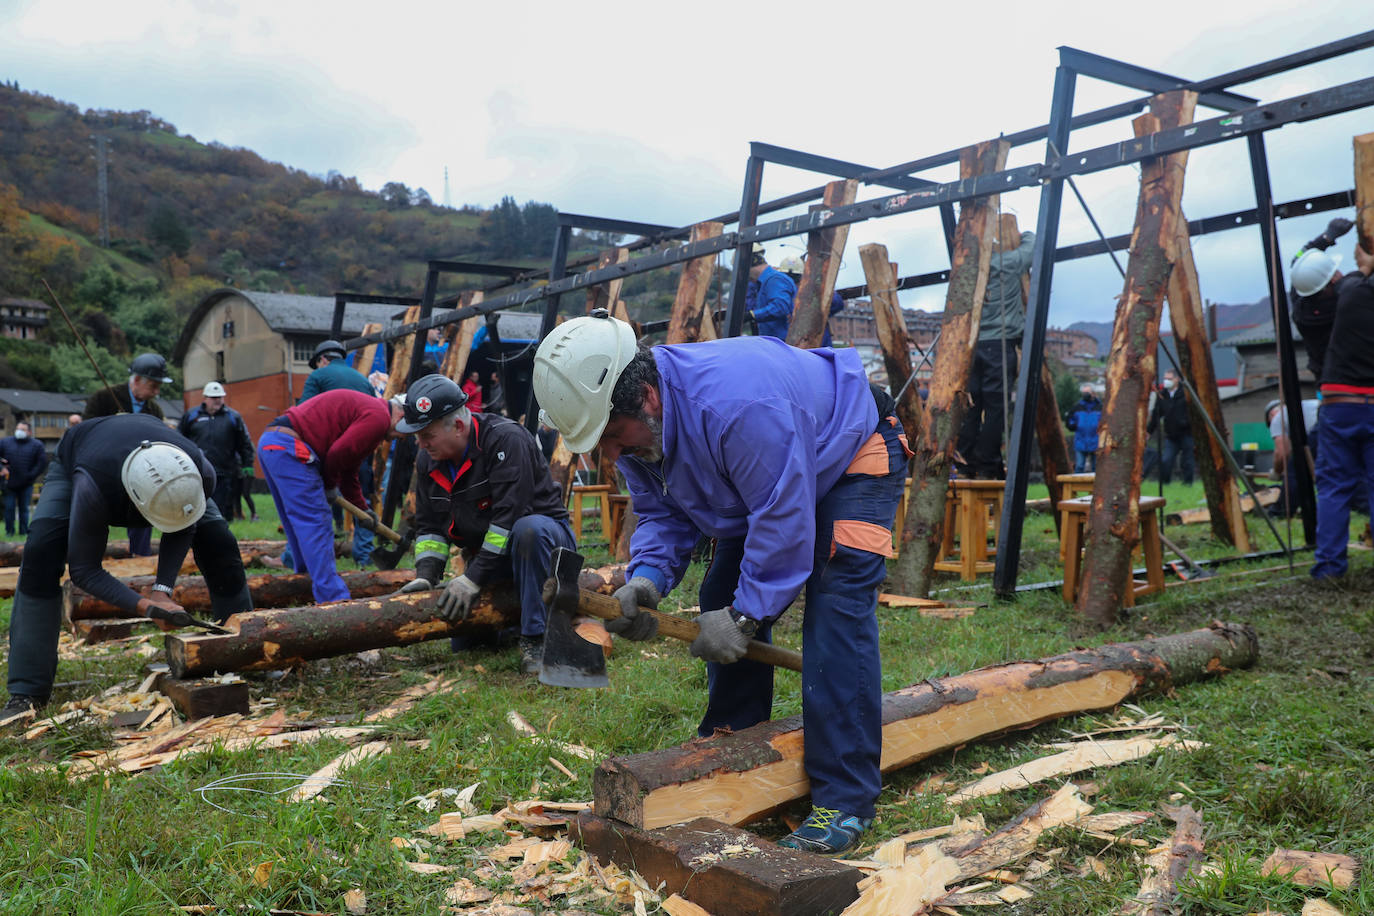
[14,430,27,439]
[1164,379,1177,390]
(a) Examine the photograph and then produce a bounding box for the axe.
[329,494,413,570]
[539,546,802,689]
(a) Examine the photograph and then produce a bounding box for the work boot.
[2,694,45,723]
[777,807,873,856]
[518,636,544,676]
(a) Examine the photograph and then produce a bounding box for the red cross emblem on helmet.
[416,396,432,413]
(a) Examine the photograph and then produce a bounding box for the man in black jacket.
[0,421,49,537]
[178,382,255,521]
[3,414,252,719]
[1289,217,1355,381]
[1148,370,1194,485]
[392,374,574,674]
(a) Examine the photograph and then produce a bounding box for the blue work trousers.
[1159,434,1195,485]
[258,430,349,603]
[4,486,33,536]
[696,419,906,819]
[478,515,577,638]
[1074,450,1096,473]
[1313,403,1374,579]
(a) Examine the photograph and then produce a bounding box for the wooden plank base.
[573,813,861,916]
[155,675,251,719]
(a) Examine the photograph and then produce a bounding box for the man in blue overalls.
[533,310,908,855]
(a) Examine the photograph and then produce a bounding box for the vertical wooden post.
[666,222,724,344]
[892,140,1010,595]
[1076,103,1192,628]
[787,179,859,349]
[440,292,484,382]
[1149,94,1250,552]
[1356,132,1374,253]
[381,306,422,402]
[859,243,923,444]
[586,248,630,314]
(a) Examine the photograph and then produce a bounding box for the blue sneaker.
[776,807,873,855]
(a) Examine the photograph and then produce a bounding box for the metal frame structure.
[342,32,1374,586]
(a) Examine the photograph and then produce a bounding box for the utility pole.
[91,134,110,248]
[442,165,451,209]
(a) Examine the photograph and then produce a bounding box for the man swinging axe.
[532,309,909,855]
[391,374,576,676]
[5,413,253,718]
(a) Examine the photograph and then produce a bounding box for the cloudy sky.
[2,1,1370,325]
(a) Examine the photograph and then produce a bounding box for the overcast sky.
[2,1,1371,326]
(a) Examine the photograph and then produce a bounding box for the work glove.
[606,576,660,641]
[689,607,751,665]
[396,576,434,595]
[241,466,255,478]
[324,487,341,504]
[358,509,380,532]
[436,575,481,623]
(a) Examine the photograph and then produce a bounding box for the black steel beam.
[1057,46,1257,111]
[330,293,420,340]
[1191,29,1374,95]
[427,259,533,279]
[724,154,764,338]
[525,223,572,432]
[557,212,680,239]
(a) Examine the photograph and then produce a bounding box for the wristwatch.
[731,611,758,639]
[151,583,175,595]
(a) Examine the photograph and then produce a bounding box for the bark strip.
[666,222,724,344]
[859,243,924,450]
[787,179,859,349]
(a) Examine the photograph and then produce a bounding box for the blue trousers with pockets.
[258,430,349,603]
[1313,402,1374,579]
[696,419,906,819]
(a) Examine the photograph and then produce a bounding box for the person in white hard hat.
[744,243,797,340]
[1289,216,1355,381]
[179,381,255,521]
[533,309,909,855]
[3,413,252,720]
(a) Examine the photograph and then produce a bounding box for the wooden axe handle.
[572,588,802,672]
[331,495,404,545]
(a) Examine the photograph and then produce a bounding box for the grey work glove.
[689,607,751,665]
[606,576,661,641]
[436,575,481,623]
[396,576,434,595]
[324,487,341,504]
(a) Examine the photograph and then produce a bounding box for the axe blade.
[539,547,607,688]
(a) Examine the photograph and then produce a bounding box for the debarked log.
[165,566,625,679]
[65,569,417,621]
[593,622,1257,829]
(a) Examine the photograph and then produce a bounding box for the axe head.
[370,530,413,571]
[539,546,607,689]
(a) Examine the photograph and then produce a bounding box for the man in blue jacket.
[0,421,49,537]
[745,245,797,340]
[1066,385,1103,472]
[533,310,908,855]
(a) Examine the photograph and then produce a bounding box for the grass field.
[0,483,1370,914]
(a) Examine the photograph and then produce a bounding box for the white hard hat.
[121,440,207,533]
[532,309,637,453]
[1291,249,1341,297]
[202,381,226,397]
[778,255,804,276]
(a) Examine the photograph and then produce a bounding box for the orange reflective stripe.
[845,432,889,476]
[833,519,895,558]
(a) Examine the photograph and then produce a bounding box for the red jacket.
[284,389,390,509]
[462,378,483,411]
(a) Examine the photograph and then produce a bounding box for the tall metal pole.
[526,223,571,432]
[994,63,1078,597]
[1248,134,1316,544]
[723,155,764,338]
[406,266,440,384]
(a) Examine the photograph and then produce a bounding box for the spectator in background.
[300,340,373,403]
[486,370,506,415]
[1289,217,1355,381]
[745,245,797,340]
[0,421,49,538]
[66,414,82,429]
[1148,370,1194,485]
[423,327,450,368]
[462,370,484,412]
[778,256,847,347]
[178,382,254,522]
[1066,384,1103,472]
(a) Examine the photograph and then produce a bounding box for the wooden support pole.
[165,566,624,678]
[1076,105,1191,628]
[65,569,416,621]
[1356,132,1374,253]
[353,322,383,386]
[586,248,630,315]
[787,179,859,349]
[381,305,422,401]
[891,140,1009,595]
[859,243,924,447]
[547,434,577,506]
[666,222,724,344]
[593,622,1256,829]
[439,293,484,381]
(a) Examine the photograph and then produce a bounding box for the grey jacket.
[978,231,1035,342]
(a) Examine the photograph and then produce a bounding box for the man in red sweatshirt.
[257,389,403,602]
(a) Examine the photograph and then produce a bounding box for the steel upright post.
[723,155,764,338]
[526,224,572,432]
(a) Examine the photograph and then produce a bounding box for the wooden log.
[154,674,251,719]
[1077,104,1192,628]
[858,243,923,449]
[891,140,1009,595]
[547,434,577,506]
[0,553,207,599]
[1356,131,1374,254]
[666,222,724,344]
[381,305,422,401]
[165,566,624,678]
[586,248,630,315]
[0,540,138,568]
[75,618,147,643]
[786,179,859,349]
[65,569,416,621]
[573,814,862,916]
[439,297,483,381]
[1145,96,1249,551]
[592,622,1256,829]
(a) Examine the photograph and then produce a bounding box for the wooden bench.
[1056,472,1096,501]
[933,479,1005,581]
[569,484,615,543]
[1058,495,1166,607]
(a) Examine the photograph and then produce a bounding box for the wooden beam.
[353,322,383,390]
[573,814,862,916]
[381,305,422,401]
[1355,131,1374,253]
[1077,99,1194,628]
[787,179,859,349]
[586,248,630,314]
[154,674,251,719]
[593,622,1256,829]
[667,222,724,344]
[858,243,923,449]
[439,293,484,381]
[890,140,1009,595]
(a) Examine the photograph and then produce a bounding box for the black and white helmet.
[396,374,468,434]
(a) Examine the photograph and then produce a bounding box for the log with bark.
[0,538,286,570]
[65,569,417,621]
[665,221,724,344]
[1356,131,1374,253]
[786,179,859,349]
[165,566,625,678]
[593,622,1256,829]
[585,247,630,315]
[1077,102,1193,628]
[858,243,923,451]
[892,139,1009,595]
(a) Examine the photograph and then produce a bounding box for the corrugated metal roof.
[238,291,409,336]
[0,388,82,413]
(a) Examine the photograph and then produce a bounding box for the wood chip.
[549,756,577,780]
[507,710,539,736]
[949,736,1203,803]
[524,839,572,865]
[1301,901,1345,916]
[661,894,713,916]
[490,837,543,860]
[997,884,1033,903]
[445,878,495,905]
[424,812,467,840]
[289,740,391,802]
[344,887,366,914]
[1261,849,1359,890]
[844,845,961,915]
[462,814,508,834]
[251,860,274,887]
[1075,811,1154,833]
[1121,804,1205,915]
[403,861,454,874]
[1082,855,1112,880]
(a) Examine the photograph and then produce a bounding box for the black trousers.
[957,339,1018,478]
